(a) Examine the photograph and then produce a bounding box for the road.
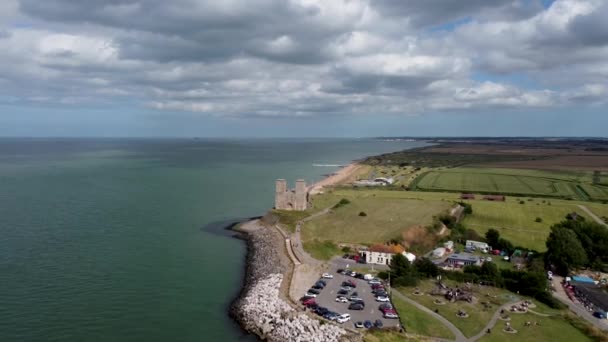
[577,205,608,227]
[551,276,608,331]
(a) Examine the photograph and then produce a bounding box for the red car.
[302,298,316,306]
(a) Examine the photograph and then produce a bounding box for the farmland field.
[460,198,591,251]
[302,190,452,245]
[411,167,608,201]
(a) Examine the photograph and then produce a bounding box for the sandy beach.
[308,162,362,195]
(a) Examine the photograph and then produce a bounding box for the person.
[487,328,491,334]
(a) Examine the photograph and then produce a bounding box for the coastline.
[228,219,348,341]
[308,162,362,195]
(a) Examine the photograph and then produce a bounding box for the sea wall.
[230,221,348,342]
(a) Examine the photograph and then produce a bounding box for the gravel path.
[577,205,608,227]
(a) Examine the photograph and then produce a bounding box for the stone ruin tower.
[275,179,308,211]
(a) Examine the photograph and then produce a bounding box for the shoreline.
[228,219,348,341]
[308,162,362,195]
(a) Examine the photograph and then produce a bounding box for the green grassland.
[476,312,593,342]
[302,191,452,245]
[391,295,454,339]
[411,167,608,201]
[460,197,593,251]
[398,280,518,338]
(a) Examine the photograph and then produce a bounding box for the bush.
[519,200,525,204]
[377,271,389,280]
[358,211,367,217]
[332,198,351,209]
[535,217,543,223]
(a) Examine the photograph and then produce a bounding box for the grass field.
[398,280,518,338]
[411,167,608,201]
[301,239,341,260]
[302,190,452,245]
[391,295,454,339]
[460,197,593,251]
[476,312,593,342]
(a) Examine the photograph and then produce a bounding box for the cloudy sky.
[0,0,607,137]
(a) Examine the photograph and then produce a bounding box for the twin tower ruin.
[275,179,308,211]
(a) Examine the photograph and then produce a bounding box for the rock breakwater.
[231,221,349,341]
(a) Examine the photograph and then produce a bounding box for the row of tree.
[546,218,608,275]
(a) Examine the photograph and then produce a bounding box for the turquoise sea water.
[0,138,426,342]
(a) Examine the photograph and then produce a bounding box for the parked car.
[336,313,351,323]
[348,303,364,310]
[376,296,390,302]
[357,258,367,264]
[302,298,316,306]
[324,311,339,321]
[313,282,325,288]
[322,273,334,279]
[337,269,345,274]
[335,296,348,303]
[308,289,320,295]
[363,320,373,328]
[364,274,373,280]
[305,292,317,298]
[300,295,314,302]
[315,307,328,316]
[383,311,399,319]
[374,319,383,328]
[379,303,393,311]
[307,303,318,310]
[355,273,365,279]
[593,311,607,319]
[342,280,356,288]
[369,279,382,285]
[337,289,349,295]
[317,279,327,285]
[349,296,364,302]
[348,271,356,277]
[354,321,364,328]
[311,284,323,290]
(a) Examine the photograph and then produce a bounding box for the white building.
[443,241,454,250]
[466,240,490,252]
[432,247,446,258]
[360,245,414,265]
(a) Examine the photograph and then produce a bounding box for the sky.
[0,0,607,137]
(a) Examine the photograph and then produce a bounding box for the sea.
[0,138,427,342]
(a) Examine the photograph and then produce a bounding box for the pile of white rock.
[238,273,347,342]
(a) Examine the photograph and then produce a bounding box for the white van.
[364,274,373,280]
[336,313,351,323]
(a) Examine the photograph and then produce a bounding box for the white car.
[336,313,351,324]
[305,292,317,298]
[364,274,373,280]
[376,296,390,302]
[369,279,382,285]
[335,296,348,303]
[322,273,334,279]
[384,312,399,319]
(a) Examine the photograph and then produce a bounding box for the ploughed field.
[411,167,608,201]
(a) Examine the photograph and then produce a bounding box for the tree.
[480,262,500,280]
[485,229,500,249]
[546,226,588,275]
[390,253,418,286]
[413,257,439,278]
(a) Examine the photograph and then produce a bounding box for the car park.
[322,273,333,279]
[335,296,348,303]
[336,313,351,323]
[376,296,390,302]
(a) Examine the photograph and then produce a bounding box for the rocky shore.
[230,220,349,342]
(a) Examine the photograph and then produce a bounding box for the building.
[432,247,446,258]
[353,178,393,187]
[443,240,454,250]
[360,244,414,265]
[373,177,394,185]
[275,179,308,211]
[446,252,482,267]
[466,240,490,252]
